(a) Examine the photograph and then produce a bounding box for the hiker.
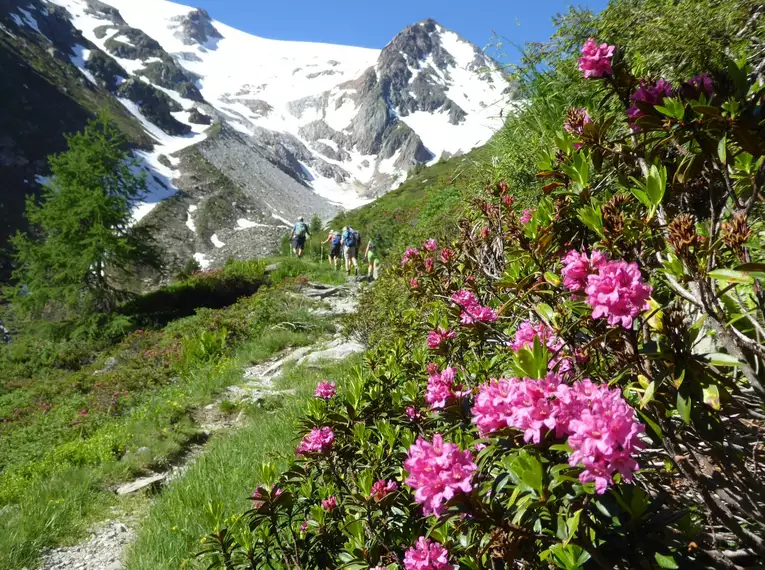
[341,225,360,277]
[322,228,342,270]
[364,237,379,281]
[0,318,11,344]
[290,216,310,258]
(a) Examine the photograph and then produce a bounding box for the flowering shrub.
[200,40,765,570]
[314,380,337,399]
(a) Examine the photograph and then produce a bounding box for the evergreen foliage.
[5,113,162,322]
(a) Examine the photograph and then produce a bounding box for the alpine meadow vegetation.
[198,5,765,570]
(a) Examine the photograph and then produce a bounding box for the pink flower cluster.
[404,434,477,517]
[510,320,571,374]
[578,38,615,78]
[251,485,282,508]
[321,496,337,511]
[472,375,567,442]
[425,367,457,410]
[451,290,497,325]
[566,382,645,493]
[472,376,644,493]
[562,250,652,328]
[440,248,454,264]
[423,238,438,252]
[585,260,652,329]
[314,381,336,399]
[370,479,398,501]
[409,277,421,290]
[404,537,454,570]
[401,247,420,266]
[687,73,714,97]
[510,320,562,352]
[561,249,607,292]
[296,426,335,455]
[427,328,456,350]
[425,257,435,273]
[627,79,674,125]
[564,107,592,135]
[520,209,535,225]
[406,406,423,421]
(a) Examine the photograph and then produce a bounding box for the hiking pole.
[321,243,324,264]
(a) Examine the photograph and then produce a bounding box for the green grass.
[125,356,363,570]
[0,258,346,570]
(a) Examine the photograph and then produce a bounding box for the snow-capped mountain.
[0,0,513,275]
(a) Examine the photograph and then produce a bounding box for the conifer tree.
[5,112,162,319]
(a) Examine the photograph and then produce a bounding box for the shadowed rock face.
[171,8,222,47]
[117,78,192,136]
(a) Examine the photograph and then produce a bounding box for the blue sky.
[173,0,609,62]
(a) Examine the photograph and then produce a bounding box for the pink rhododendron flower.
[404,434,477,517]
[561,249,607,292]
[300,520,310,532]
[427,328,456,350]
[578,38,615,78]
[404,537,454,570]
[520,209,535,225]
[251,485,282,508]
[502,195,515,207]
[439,248,454,263]
[425,257,435,273]
[627,79,674,125]
[423,238,438,252]
[426,362,439,375]
[471,377,644,493]
[370,479,398,501]
[687,73,714,96]
[401,248,420,265]
[406,406,423,421]
[425,367,457,410]
[314,381,336,399]
[296,426,335,455]
[510,320,572,375]
[451,290,497,325]
[567,384,645,493]
[410,277,421,290]
[585,259,652,328]
[322,496,337,511]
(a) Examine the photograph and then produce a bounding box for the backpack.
[352,229,361,247]
[331,232,342,246]
[294,222,308,237]
[342,229,356,247]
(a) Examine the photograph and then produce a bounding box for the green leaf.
[577,205,604,238]
[708,269,754,284]
[655,553,679,569]
[563,509,582,546]
[717,135,728,165]
[676,393,691,424]
[702,385,721,411]
[639,381,656,409]
[705,352,743,367]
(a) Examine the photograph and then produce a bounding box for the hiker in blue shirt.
[322,228,342,270]
[341,226,360,277]
[290,216,310,258]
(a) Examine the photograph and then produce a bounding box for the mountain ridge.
[0,0,514,280]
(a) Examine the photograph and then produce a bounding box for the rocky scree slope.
[1,0,514,278]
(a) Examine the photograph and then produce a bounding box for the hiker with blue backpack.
[341,226,360,277]
[322,228,342,270]
[290,216,311,258]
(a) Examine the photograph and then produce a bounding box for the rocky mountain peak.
[380,19,456,71]
[170,7,222,47]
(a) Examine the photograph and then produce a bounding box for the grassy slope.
[126,356,364,570]
[0,259,343,570]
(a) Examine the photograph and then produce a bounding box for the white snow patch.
[193,253,211,269]
[270,213,293,227]
[210,234,225,248]
[236,218,271,229]
[316,138,338,152]
[110,34,136,46]
[186,205,197,232]
[70,44,97,84]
